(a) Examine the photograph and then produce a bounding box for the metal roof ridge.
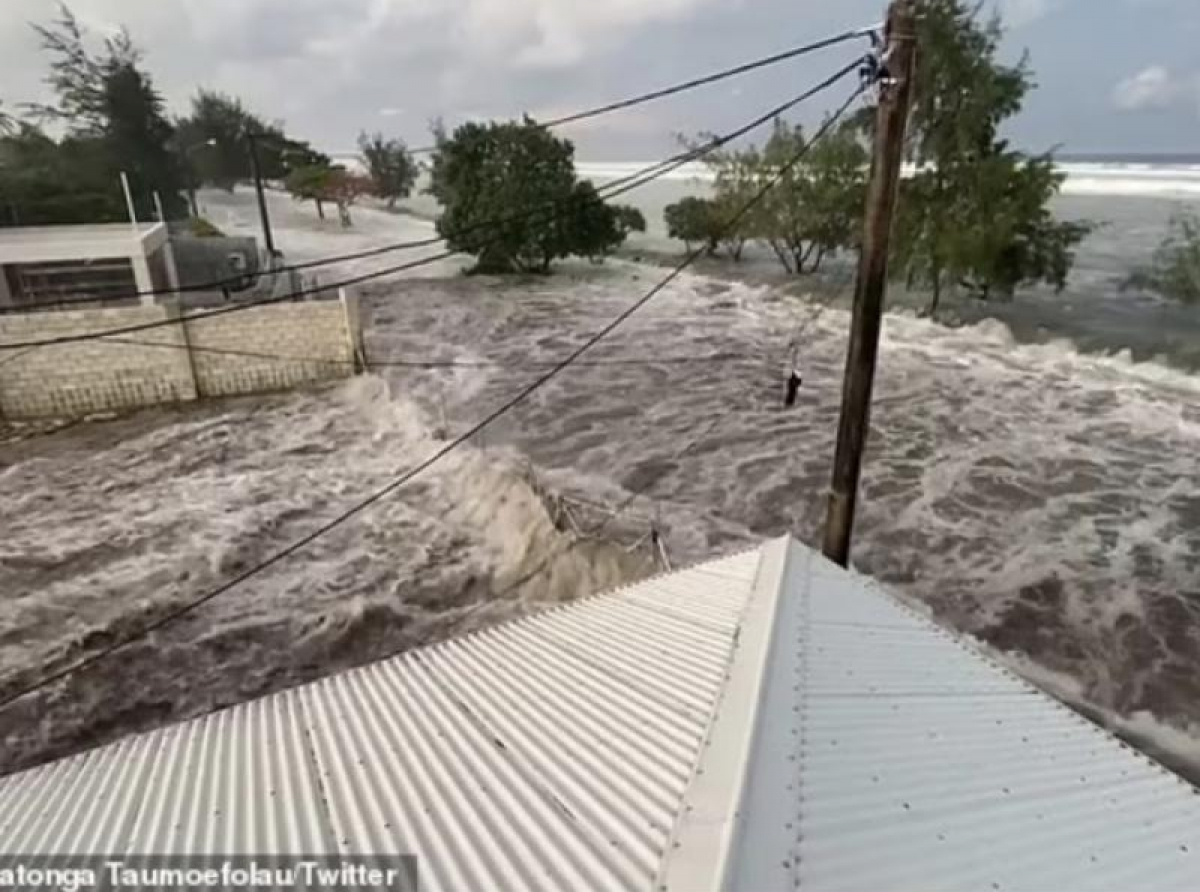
[657,536,800,891]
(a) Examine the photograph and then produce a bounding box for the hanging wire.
[0,76,868,712]
[0,56,870,353]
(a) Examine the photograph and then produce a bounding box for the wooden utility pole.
[822,0,917,567]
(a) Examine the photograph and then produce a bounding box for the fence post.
[340,286,367,373]
[168,300,203,402]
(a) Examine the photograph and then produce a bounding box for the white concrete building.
[0,223,179,310]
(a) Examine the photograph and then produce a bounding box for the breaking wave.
[577,160,1200,198]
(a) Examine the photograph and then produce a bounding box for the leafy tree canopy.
[1126,211,1200,304]
[682,117,868,272]
[0,124,127,225]
[1,3,188,223]
[892,0,1092,313]
[285,164,370,228]
[428,118,638,274]
[358,132,418,208]
[664,196,724,256]
[755,119,868,274]
[175,90,326,191]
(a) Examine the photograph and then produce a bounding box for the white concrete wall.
[0,224,171,307]
[0,294,360,421]
[130,254,156,304]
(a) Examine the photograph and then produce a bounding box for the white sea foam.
[578,159,1200,198]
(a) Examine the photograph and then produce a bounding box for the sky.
[0,0,1197,159]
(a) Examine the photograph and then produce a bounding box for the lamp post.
[245,131,277,260]
[183,138,217,217]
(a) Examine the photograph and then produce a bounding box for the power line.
[0,56,867,353]
[85,272,854,375]
[408,25,878,153]
[0,26,877,315]
[93,337,751,370]
[2,153,661,315]
[359,225,861,664]
[0,77,866,712]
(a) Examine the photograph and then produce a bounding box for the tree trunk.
[765,240,791,273]
[800,242,820,273]
[927,273,942,318]
[791,244,806,274]
[315,199,325,220]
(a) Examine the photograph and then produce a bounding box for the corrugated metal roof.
[0,549,764,890]
[3,538,1199,892]
[664,540,1200,892]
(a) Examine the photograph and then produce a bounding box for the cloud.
[998,0,1060,28]
[1112,65,1200,113]
[9,0,1194,157]
[458,0,720,69]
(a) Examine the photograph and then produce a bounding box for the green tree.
[708,148,760,262]
[691,118,867,272]
[893,0,1091,315]
[285,164,338,220]
[327,170,372,228]
[175,90,327,191]
[358,132,418,208]
[561,183,644,261]
[101,59,186,218]
[756,119,867,274]
[1126,211,1200,304]
[175,91,258,191]
[1,6,191,225]
[29,5,186,219]
[429,118,635,274]
[683,137,762,260]
[614,206,647,239]
[285,165,369,227]
[664,196,723,255]
[0,124,125,225]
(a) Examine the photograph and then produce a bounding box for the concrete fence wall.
[0,292,360,421]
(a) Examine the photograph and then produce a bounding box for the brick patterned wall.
[0,295,358,421]
[0,306,195,420]
[187,300,355,398]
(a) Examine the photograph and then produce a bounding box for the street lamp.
[183,133,278,263]
[182,138,217,217]
[244,130,278,260]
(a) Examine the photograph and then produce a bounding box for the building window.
[9,257,139,308]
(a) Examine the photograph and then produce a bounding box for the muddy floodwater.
[4,181,1200,780]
